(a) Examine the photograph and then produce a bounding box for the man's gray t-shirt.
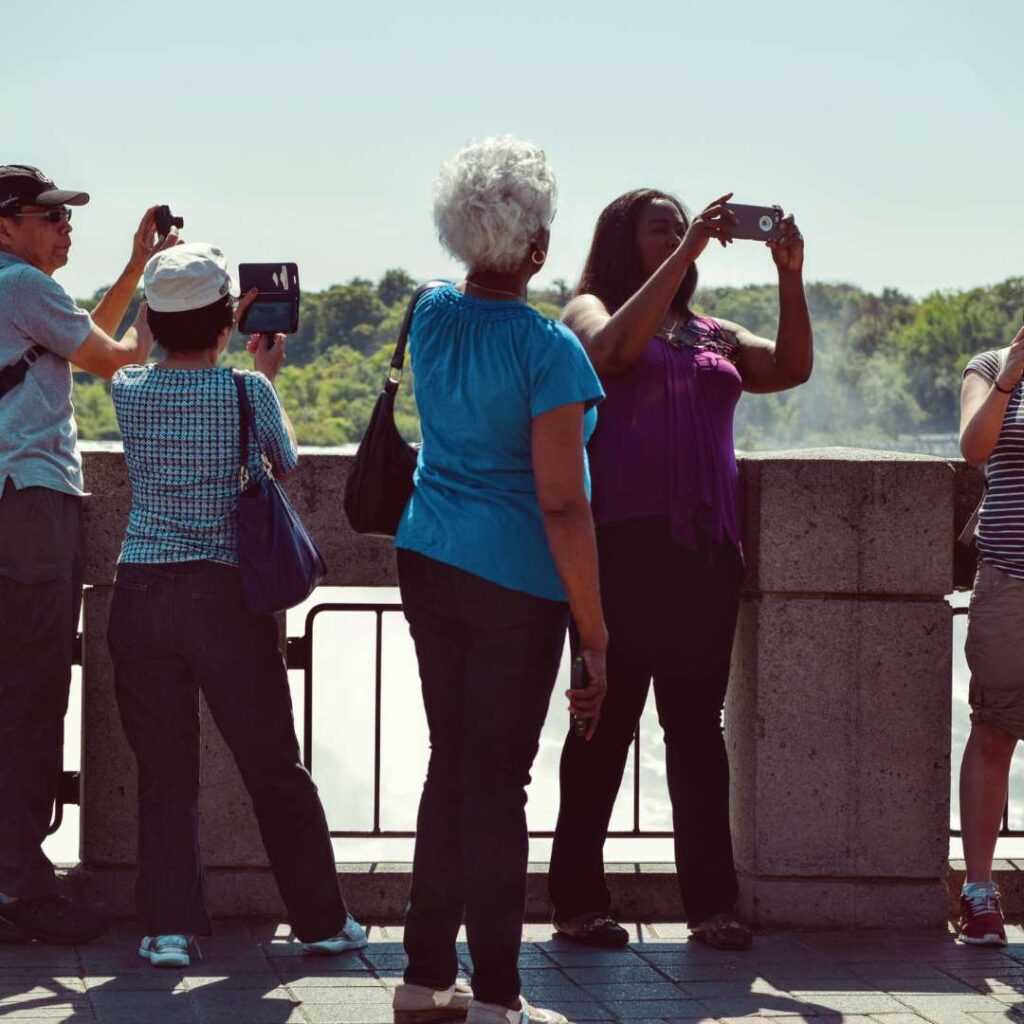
[0,252,93,496]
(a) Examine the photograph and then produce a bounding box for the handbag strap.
[231,368,252,466]
[231,369,272,485]
[385,279,450,395]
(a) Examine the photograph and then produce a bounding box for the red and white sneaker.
[958,882,1007,946]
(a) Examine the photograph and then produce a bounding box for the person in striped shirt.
[958,325,1024,946]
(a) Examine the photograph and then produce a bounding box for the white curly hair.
[433,135,557,273]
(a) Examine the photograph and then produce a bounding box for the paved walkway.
[4,921,1024,1023]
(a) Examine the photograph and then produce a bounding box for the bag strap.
[384,279,450,395]
[232,368,276,486]
[231,368,251,465]
[0,263,48,399]
[0,344,46,400]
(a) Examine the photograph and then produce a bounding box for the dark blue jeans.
[0,482,82,898]
[398,549,568,1006]
[108,561,347,940]
[550,517,743,927]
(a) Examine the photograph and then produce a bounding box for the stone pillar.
[727,449,954,928]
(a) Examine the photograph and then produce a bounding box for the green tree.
[318,282,387,354]
[377,268,417,307]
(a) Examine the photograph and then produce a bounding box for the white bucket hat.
[144,242,239,313]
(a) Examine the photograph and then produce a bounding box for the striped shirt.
[111,365,297,566]
[964,349,1024,579]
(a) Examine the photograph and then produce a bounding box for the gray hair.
[433,135,557,273]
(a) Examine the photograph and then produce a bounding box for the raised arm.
[90,206,178,337]
[531,402,607,738]
[961,333,1024,466]
[564,194,734,376]
[724,211,812,394]
[71,302,156,380]
[250,332,298,480]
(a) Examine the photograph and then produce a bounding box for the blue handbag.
[231,369,327,614]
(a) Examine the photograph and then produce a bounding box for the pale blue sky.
[9,0,1021,301]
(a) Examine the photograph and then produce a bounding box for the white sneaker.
[466,998,570,1024]
[393,981,473,1022]
[139,934,192,968]
[300,914,369,954]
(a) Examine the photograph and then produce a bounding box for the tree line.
[71,270,1024,451]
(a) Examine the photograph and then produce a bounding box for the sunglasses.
[15,207,73,224]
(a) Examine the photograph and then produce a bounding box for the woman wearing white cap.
[106,242,366,968]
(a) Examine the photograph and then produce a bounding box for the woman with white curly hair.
[390,136,607,1024]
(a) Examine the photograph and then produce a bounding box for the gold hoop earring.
[531,250,546,266]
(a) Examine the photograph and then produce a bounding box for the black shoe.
[689,913,753,951]
[0,894,110,945]
[553,913,630,947]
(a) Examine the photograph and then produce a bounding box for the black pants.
[549,517,743,927]
[107,561,347,940]
[0,481,82,899]
[398,549,568,1006]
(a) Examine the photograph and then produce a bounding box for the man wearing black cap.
[0,164,175,943]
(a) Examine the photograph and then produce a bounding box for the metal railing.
[46,633,83,835]
[49,595,1006,844]
[296,601,671,840]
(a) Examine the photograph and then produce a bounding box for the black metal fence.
[52,595,1014,843]
[296,600,671,840]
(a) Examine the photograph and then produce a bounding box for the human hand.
[248,332,287,380]
[996,326,1024,393]
[565,646,608,742]
[678,192,736,263]
[128,206,180,275]
[768,208,804,273]
[131,301,155,362]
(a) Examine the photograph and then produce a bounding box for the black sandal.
[690,913,753,951]
[553,914,630,948]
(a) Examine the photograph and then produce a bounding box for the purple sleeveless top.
[588,316,744,555]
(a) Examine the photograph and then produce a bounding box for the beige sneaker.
[393,981,473,1023]
[466,999,570,1024]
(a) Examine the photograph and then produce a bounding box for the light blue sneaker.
[300,914,369,954]
[139,934,193,968]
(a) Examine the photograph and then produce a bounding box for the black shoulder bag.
[343,280,449,537]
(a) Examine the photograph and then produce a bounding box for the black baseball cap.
[0,165,89,215]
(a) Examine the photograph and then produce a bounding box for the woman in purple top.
[549,189,812,950]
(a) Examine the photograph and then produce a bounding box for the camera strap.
[0,344,45,401]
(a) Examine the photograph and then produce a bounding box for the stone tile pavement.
[6,921,1024,1024]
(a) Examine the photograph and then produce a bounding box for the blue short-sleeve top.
[111,365,297,566]
[395,285,604,601]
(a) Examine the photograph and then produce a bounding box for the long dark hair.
[577,188,698,316]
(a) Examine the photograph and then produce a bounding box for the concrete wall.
[73,447,961,927]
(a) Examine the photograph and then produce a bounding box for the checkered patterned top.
[111,365,297,566]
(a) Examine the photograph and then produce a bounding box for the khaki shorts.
[965,560,1024,738]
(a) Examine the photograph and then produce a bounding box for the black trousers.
[108,561,347,940]
[549,517,743,927]
[0,481,82,899]
[398,549,568,1006]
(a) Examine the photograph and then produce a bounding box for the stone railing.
[70,447,972,928]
